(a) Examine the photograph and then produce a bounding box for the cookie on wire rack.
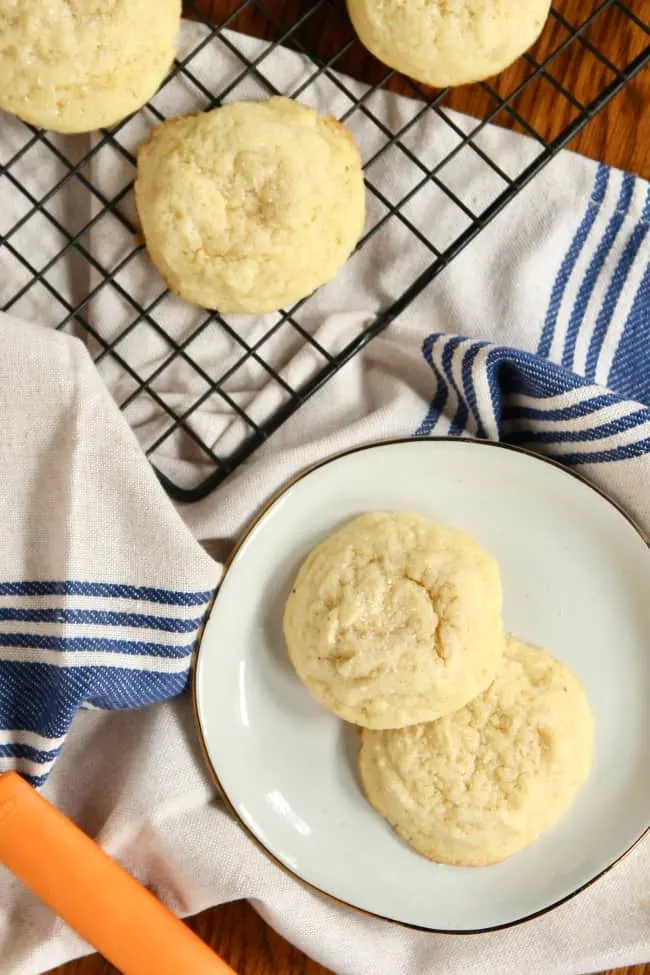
[0,0,181,134]
[134,97,366,314]
[346,0,552,88]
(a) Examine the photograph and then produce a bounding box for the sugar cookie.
[134,97,365,313]
[0,0,180,133]
[359,635,594,864]
[346,0,552,87]
[283,512,504,728]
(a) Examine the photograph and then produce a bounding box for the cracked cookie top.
[359,635,594,864]
[134,97,365,313]
[283,511,504,728]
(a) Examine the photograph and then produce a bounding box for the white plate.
[194,438,650,932]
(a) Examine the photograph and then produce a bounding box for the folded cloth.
[0,314,221,787]
[0,18,649,975]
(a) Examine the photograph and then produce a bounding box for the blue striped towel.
[0,317,221,787]
[408,161,649,517]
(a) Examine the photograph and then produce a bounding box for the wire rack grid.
[0,0,648,501]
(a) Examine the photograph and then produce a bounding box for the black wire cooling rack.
[0,0,648,501]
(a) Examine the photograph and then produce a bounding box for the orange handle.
[0,773,236,975]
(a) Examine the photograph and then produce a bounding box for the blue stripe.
[562,172,636,369]
[586,184,650,380]
[416,335,454,435]
[461,342,489,438]
[485,347,505,424]
[0,581,214,606]
[24,773,49,789]
[0,607,206,633]
[501,392,618,422]
[538,164,609,358]
[0,663,191,739]
[505,407,649,445]
[540,436,650,466]
[88,670,190,708]
[0,742,60,763]
[443,341,468,436]
[0,666,79,738]
[23,774,49,789]
[486,346,585,401]
[0,633,195,658]
[609,258,650,408]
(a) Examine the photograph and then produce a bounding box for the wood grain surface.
[46,899,650,975]
[182,0,649,177]
[46,1,649,974]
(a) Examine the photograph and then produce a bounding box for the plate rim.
[192,435,650,935]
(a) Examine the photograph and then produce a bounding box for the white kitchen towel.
[0,16,649,975]
[0,314,222,787]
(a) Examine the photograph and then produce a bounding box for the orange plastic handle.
[0,772,236,975]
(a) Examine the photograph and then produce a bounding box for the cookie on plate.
[0,0,180,133]
[359,635,595,865]
[346,0,552,88]
[283,512,504,729]
[134,97,365,313]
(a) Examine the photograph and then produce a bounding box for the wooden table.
[45,900,650,975]
[47,1,649,973]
